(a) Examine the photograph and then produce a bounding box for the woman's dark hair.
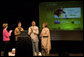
[18,21,21,24]
[32,21,36,26]
[43,22,48,27]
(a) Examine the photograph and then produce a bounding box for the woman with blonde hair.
[3,23,13,56]
[40,22,51,56]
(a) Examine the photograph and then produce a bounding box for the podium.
[16,30,33,56]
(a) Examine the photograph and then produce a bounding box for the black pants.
[3,41,10,56]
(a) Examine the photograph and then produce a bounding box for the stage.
[0,0,83,56]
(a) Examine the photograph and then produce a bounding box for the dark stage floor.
[1,51,83,56]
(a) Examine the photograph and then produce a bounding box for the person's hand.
[21,29,24,31]
[21,29,23,31]
[31,28,33,33]
[9,30,13,33]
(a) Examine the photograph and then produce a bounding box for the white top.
[28,26,39,42]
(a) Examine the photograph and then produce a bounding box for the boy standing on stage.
[28,21,39,56]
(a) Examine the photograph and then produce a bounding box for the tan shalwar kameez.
[41,27,51,55]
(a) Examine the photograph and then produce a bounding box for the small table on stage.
[16,30,33,56]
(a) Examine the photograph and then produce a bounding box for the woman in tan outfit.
[40,22,51,56]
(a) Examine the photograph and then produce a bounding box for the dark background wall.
[50,30,83,41]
